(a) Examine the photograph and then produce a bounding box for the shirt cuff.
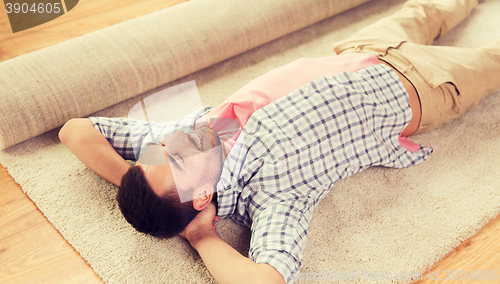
[253,250,299,284]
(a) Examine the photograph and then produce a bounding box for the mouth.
[187,131,203,151]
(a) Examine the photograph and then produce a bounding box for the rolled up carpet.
[0,0,372,150]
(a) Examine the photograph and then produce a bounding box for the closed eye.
[146,142,164,147]
[168,154,183,171]
[146,142,183,171]
[176,154,184,163]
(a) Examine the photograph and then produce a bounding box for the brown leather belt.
[379,60,421,137]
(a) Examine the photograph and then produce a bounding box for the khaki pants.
[333,0,500,134]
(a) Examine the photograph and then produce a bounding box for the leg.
[364,0,478,44]
[333,0,500,134]
[334,0,478,54]
[411,40,500,133]
[365,38,500,134]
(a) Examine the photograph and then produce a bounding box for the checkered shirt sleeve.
[89,107,211,160]
[216,64,433,283]
[250,199,314,283]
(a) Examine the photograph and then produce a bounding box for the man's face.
[137,126,226,202]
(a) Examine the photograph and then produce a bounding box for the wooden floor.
[0,0,499,283]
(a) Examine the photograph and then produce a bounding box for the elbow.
[253,264,286,284]
[59,118,93,147]
[59,118,79,146]
[58,120,71,145]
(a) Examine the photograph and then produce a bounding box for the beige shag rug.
[1,0,500,283]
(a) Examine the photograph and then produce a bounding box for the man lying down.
[59,0,500,283]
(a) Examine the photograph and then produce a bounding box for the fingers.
[212,216,219,230]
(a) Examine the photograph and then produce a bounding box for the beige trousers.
[333,0,500,134]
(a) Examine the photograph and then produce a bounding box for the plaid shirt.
[90,64,432,284]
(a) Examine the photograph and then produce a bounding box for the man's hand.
[178,202,285,284]
[59,118,131,187]
[179,202,219,246]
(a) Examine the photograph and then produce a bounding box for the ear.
[192,187,214,211]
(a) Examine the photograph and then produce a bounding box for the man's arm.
[59,118,131,187]
[180,203,285,284]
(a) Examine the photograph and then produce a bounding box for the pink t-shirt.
[200,53,420,152]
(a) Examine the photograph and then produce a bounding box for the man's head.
[117,126,226,238]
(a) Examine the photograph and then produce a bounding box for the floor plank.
[413,214,500,283]
[0,164,103,284]
[0,0,186,62]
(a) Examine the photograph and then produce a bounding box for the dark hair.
[117,165,199,238]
